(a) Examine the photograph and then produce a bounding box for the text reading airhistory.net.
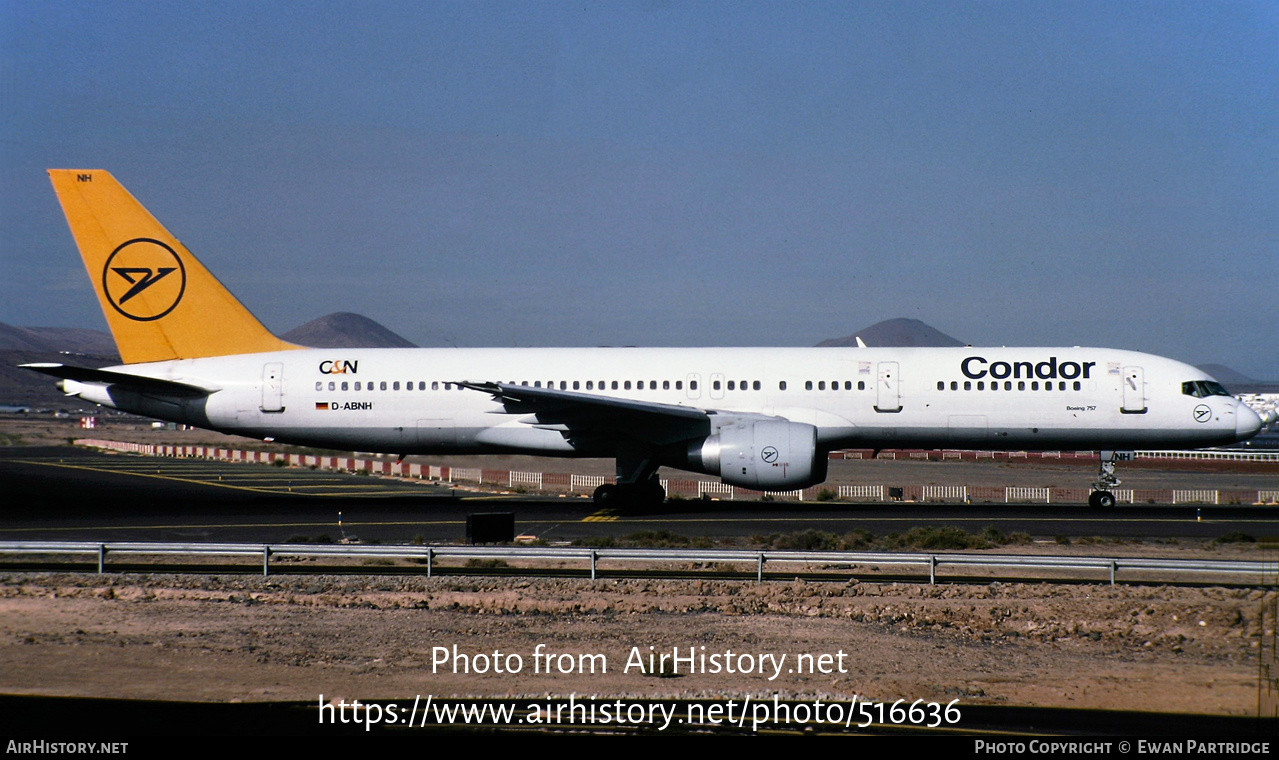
[432,644,859,681]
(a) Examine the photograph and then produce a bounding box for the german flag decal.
[315,402,329,410]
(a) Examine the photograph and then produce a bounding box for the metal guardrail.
[0,541,1269,586]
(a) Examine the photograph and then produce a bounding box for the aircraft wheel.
[1089,491,1116,509]
[641,481,666,506]
[593,483,619,506]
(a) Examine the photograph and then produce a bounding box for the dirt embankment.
[0,573,1270,716]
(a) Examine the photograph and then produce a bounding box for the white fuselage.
[66,346,1258,457]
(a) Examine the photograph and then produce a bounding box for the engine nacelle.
[688,420,826,490]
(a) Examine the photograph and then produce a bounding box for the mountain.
[2,311,416,406]
[281,312,417,349]
[1,313,416,407]
[1196,364,1279,394]
[0,322,120,408]
[1197,364,1253,385]
[0,322,118,356]
[817,318,964,348]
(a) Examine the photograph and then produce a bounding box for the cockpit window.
[1203,381,1230,396]
[1182,380,1231,398]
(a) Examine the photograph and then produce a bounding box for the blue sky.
[2,1,1275,378]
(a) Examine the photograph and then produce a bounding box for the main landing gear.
[592,447,666,508]
[592,478,666,508]
[1088,450,1132,509]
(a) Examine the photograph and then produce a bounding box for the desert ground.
[0,571,1273,717]
[2,414,1276,719]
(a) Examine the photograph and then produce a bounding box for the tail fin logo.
[102,238,187,321]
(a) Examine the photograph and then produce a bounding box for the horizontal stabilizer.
[20,363,217,397]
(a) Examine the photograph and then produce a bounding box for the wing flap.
[456,381,711,445]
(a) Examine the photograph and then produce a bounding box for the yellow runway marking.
[583,509,619,522]
[13,459,447,498]
[17,459,296,495]
[0,519,464,534]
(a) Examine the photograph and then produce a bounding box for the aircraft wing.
[21,363,217,398]
[455,381,716,445]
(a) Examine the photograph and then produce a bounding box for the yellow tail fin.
[48,170,302,364]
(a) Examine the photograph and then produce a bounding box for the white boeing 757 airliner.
[25,170,1263,508]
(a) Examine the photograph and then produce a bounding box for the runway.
[2,447,1275,544]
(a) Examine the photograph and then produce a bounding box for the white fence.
[698,481,735,499]
[570,474,608,492]
[448,467,482,483]
[1172,490,1219,505]
[1006,487,1051,503]
[922,486,968,502]
[838,485,884,501]
[1136,450,1279,462]
[509,471,542,489]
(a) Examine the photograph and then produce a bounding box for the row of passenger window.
[566,379,693,391]
[313,380,695,392]
[315,378,1088,394]
[938,380,1082,392]
[315,380,463,392]
[803,380,868,391]
[313,379,875,393]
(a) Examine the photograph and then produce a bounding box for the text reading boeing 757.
[26,170,1263,508]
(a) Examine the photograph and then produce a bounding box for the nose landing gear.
[1089,450,1132,509]
[1088,490,1117,509]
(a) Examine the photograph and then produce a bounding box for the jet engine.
[686,419,826,490]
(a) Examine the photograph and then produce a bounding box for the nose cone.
[1236,404,1263,441]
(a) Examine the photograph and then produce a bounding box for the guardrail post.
[929,555,936,585]
[263,546,270,577]
[591,550,597,581]
[427,548,433,578]
[757,553,764,583]
[97,544,106,574]
[1110,560,1117,586]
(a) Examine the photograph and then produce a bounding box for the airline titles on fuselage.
[960,356,1096,381]
[319,360,359,375]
